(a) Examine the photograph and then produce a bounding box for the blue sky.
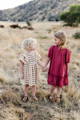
[0,0,32,10]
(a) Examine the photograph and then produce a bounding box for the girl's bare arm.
[19,61,24,79]
[44,57,50,67]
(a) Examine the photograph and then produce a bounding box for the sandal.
[54,94,62,103]
[55,96,61,103]
[23,96,29,102]
[49,96,53,101]
[32,96,38,101]
[48,95,56,102]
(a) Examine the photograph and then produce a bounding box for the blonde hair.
[21,38,37,50]
[54,31,66,46]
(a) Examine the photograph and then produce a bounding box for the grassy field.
[0,21,80,120]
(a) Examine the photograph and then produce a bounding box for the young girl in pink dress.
[44,32,71,102]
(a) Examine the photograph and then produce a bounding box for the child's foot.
[32,95,38,101]
[55,96,60,103]
[54,94,62,103]
[49,94,60,103]
[49,95,53,101]
[23,96,29,102]
[48,95,55,102]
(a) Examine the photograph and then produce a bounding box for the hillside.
[0,0,80,21]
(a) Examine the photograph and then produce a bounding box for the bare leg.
[53,87,58,95]
[50,86,55,96]
[24,84,29,96]
[31,85,38,101]
[54,87,62,103]
[57,87,62,97]
[23,84,29,101]
[49,86,57,100]
[50,86,62,102]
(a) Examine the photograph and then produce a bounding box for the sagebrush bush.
[60,5,80,26]
[0,90,21,105]
[73,32,80,39]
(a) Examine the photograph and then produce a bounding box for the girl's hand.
[42,66,48,72]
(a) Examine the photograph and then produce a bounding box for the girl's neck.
[26,49,35,52]
[57,44,64,48]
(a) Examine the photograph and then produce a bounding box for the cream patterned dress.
[19,51,41,86]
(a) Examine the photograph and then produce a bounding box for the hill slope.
[0,0,80,21]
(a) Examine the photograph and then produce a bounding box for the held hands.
[42,58,50,72]
[42,66,48,72]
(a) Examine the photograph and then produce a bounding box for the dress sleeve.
[19,54,25,63]
[48,46,53,60]
[65,49,71,63]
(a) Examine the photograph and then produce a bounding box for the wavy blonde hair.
[21,38,37,50]
[54,31,66,46]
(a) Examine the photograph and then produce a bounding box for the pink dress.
[48,45,71,87]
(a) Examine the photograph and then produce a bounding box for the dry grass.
[0,70,10,84]
[0,89,21,105]
[0,103,31,120]
[0,21,80,120]
[36,89,49,102]
[0,83,80,120]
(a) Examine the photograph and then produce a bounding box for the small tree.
[60,5,80,26]
[26,20,34,30]
[26,21,32,27]
[73,32,80,39]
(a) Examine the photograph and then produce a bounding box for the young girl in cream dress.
[19,38,43,101]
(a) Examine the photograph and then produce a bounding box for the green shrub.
[60,5,80,26]
[73,32,80,39]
